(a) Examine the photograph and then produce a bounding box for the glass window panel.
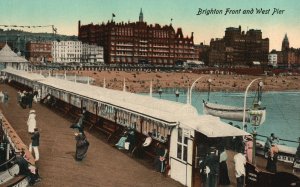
[177,128,182,143]
[184,137,188,145]
[177,144,182,159]
[183,146,188,162]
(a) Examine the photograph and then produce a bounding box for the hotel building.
[209,26,269,66]
[78,9,196,65]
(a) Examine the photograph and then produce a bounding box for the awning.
[180,115,249,137]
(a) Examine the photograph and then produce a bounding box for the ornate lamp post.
[158,88,163,99]
[250,81,264,166]
[189,75,208,105]
[175,89,180,102]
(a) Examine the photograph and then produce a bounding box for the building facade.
[209,26,269,66]
[78,10,196,65]
[82,44,104,64]
[277,34,300,67]
[25,41,52,64]
[268,52,277,67]
[194,43,210,65]
[52,41,82,64]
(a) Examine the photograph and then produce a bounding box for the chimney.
[78,20,81,36]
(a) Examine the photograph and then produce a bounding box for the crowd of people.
[17,90,37,109]
[196,130,300,187]
[10,90,42,185]
[114,128,169,174]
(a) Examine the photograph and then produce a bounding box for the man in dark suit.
[29,128,40,161]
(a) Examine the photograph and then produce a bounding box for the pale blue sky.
[1,0,299,50]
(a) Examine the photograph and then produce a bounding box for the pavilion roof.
[0,44,28,63]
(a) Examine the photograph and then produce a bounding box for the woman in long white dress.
[27,110,36,133]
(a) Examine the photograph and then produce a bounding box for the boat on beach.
[203,100,266,124]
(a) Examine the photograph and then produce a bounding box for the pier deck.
[0,83,298,187]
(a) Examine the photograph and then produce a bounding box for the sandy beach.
[54,70,300,93]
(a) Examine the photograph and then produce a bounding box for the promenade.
[0,84,182,187]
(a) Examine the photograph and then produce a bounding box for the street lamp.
[158,88,163,99]
[242,79,264,166]
[189,75,208,105]
[250,81,264,166]
[175,89,180,102]
[242,78,262,131]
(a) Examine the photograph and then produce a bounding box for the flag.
[112,13,116,17]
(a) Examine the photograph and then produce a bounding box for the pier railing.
[0,111,35,165]
[257,134,299,144]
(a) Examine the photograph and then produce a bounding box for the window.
[177,128,188,162]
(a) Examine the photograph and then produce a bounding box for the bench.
[67,106,81,122]
[0,164,20,185]
[2,175,28,187]
[131,134,162,161]
[52,100,69,116]
[87,117,118,140]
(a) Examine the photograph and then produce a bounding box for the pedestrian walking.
[28,91,34,108]
[75,133,89,161]
[201,147,219,187]
[244,135,253,163]
[29,128,40,161]
[234,149,246,187]
[27,110,36,134]
[219,147,230,185]
[266,143,279,173]
[21,91,28,109]
[264,133,276,156]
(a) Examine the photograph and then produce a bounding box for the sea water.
[151,90,300,147]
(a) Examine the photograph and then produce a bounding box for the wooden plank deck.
[0,84,183,187]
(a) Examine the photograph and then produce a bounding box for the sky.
[1,0,299,51]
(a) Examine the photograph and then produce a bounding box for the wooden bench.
[131,134,163,161]
[2,175,28,187]
[52,100,68,116]
[68,106,81,122]
[88,117,118,140]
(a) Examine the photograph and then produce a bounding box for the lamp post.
[242,79,263,166]
[250,81,264,166]
[175,89,179,102]
[189,75,208,105]
[158,88,163,99]
[242,78,262,131]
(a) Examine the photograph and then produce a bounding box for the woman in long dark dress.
[75,133,89,161]
[266,144,279,173]
[219,148,230,185]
